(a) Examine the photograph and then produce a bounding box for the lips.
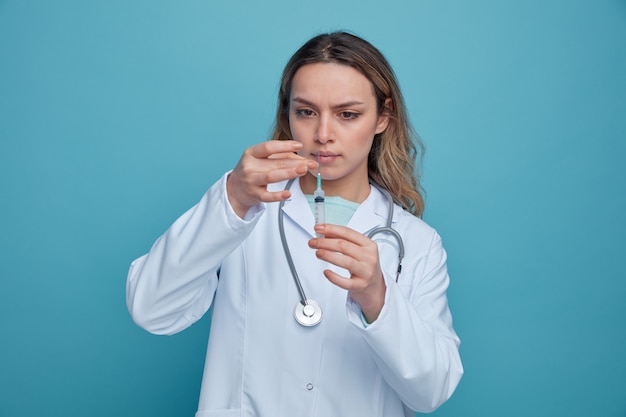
[313,152,338,163]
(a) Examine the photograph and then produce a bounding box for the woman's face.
[288,62,389,200]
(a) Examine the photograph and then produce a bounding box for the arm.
[126,140,317,335]
[309,222,462,411]
[348,230,463,412]
[126,173,264,335]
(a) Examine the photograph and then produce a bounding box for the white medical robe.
[127,172,463,416]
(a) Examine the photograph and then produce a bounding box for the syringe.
[314,155,325,238]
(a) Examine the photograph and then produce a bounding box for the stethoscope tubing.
[278,190,309,306]
[366,182,405,282]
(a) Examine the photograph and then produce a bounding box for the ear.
[375,98,392,134]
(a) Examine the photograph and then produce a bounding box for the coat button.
[306,383,314,390]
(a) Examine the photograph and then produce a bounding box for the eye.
[339,111,360,120]
[294,108,315,118]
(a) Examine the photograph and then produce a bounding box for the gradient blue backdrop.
[1,1,625,416]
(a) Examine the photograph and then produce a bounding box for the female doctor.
[127,31,463,416]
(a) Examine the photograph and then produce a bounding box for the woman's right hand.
[226,140,317,218]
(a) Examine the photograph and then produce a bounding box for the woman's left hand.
[308,223,386,323]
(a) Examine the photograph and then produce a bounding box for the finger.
[315,245,363,276]
[245,161,313,187]
[257,189,293,203]
[323,269,353,290]
[246,141,316,179]
[249,140,303,159]
[269,153,319,172]
[309,229,380,280]
[322,264,386,307]
[268,151,310,160]
[313,224,371,245]
[310,230,376,262]
[267,155,317,172]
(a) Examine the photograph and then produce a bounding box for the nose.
[315,114,333,144]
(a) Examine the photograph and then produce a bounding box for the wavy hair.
[270,31,425,216]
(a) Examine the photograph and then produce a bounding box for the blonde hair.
[270,31,425,216]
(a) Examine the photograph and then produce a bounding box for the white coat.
[126,172,463,417]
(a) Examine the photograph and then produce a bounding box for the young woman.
[127,31,463,416]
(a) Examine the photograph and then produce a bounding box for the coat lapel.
[348,184,397,234]
[279,178,316,237]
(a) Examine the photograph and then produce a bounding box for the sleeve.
[126,172,265,335]
[346,228,463,412]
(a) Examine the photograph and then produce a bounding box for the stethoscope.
[278,178,405,327]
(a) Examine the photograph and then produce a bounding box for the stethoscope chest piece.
[294,300,323,327]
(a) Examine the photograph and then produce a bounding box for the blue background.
[1,1,625,416]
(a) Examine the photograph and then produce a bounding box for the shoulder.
[395,206,436,234]
[394,209,444,252]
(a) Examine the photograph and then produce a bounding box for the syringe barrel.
[314,199,325,237]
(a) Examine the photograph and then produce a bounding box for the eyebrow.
[291,96,366,109]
